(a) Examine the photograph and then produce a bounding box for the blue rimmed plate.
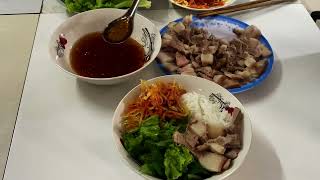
[157,15,274,94]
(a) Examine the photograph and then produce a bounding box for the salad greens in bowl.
[61,0,152,13]
[112,75,252,180]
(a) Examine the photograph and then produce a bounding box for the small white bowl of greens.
[112,75,252,180]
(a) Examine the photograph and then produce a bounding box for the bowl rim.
[112,74,252,180]
[49,8,161,81]
[157,15,274,94]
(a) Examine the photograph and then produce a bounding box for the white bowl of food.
[49,8,161,85]
[112,75,252,180]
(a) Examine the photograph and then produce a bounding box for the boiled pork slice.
[199,152,227,172]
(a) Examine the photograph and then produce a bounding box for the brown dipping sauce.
[106,19,130,43]
[70,32,145,78]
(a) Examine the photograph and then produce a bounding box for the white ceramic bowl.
[169,0,237,11]
[112,75,252,180]
[49,8,161,85]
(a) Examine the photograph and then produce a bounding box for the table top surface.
[0,14,39,179]
[4,4,320,180]
[2,1,320,180]
[0,0,43,14]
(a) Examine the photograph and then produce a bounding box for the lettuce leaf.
[122,116,211,180]
[139,115,160,140]
[64,0,152,13]
[164,145,193,180]
[122,133,143,157]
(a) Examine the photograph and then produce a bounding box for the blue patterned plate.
[158,15,274,94]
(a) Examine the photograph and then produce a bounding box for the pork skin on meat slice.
[157,51,175,63]
[222,78,241,89]
[207,121,226,139]
[213,75,227,85]
[243,25,261,39]
[177,64,196,76]
[191,61,200,69]
[211,134,241,149]
[224,134,241,149]
[185,130,200,148]
[196,66,214,78]
[196,144,210,151]
[254,59,267,75]
[175,52,190,67]
[233,28,244,36]
[199,152,228,172]
[188,120,208,141]
[208,45,219,54]
[224,71,244,81]
[248,38,260,49]
[244,55,257,67]
[173,22,185,33]
[173,131,203,158]
[225,149,240,159]
[218,44,228,55]
[207,142,226,155]
[197,72,213,81]
[222,159,232,170]
[257,44,272,57]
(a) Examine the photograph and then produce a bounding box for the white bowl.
[49,8,161,85]
[169,0,237,11]
[112,75,252,180]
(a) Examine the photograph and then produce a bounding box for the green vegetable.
[64,0,152,13]
[122,115,212,180]
[187,160,212,178]
[139,148,165,177]
[122,133,143,157]
[139,115,160,140]
[164,145,193,180]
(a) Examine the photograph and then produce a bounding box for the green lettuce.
[64,0,152,13]
[139,115,160,140]
[122,115,211,180]
[164,145,193,180]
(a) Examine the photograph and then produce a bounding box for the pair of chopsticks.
[197,0,296,17]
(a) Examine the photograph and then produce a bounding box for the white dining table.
[3,1,320,180]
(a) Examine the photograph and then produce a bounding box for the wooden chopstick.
[197,0,295,17]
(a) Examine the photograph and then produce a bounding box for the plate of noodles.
[169,0,237,11]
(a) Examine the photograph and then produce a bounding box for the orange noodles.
[174,0,225,9]
[122,80,188,132]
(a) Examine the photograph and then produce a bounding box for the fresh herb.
[64,0,152,13]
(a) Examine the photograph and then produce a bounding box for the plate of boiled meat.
[157,15,274,93]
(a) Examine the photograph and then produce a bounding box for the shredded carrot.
[122,80,188,132]
[174,0,226,9]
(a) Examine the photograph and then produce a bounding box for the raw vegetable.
[164,145,193,180]
[64,0,152,13]
[122,115,212,179]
